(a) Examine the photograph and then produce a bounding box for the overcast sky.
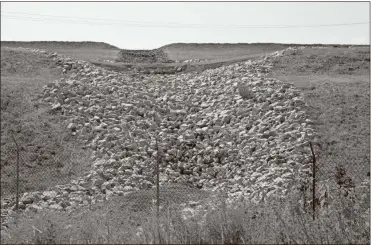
[1,2,369,49]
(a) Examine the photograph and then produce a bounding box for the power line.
[1,11,189,26]
[2,11,369,28]
[2,15,205,28]
[1,11,369,29]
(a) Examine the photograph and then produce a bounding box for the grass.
[2,42,288,74]
[160,43,367,62]
[271,47,369,76]
[237,84,255,100]
[1,48,91,198]
[1,43,369,244]
[1,41,119,49]
[162,43,289,61]
[1,179,369,244]
[46,48,120,63]
[1,41,119,62]
[269,46,370,182]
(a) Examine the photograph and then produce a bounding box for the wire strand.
[1,11,369,29]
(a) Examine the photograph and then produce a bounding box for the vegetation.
[269,46,370,182]
[1,179,369,244]
[1,44,369,244]
[1,48,90,197]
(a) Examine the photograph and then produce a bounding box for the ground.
[269,46,370,182]
[0,42,369,244]
[1,41,119,63]
[1,47,91,198]
[161,43,290,61]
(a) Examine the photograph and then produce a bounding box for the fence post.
[155,137,160,217]
[155,137,161,243]
[10,131,20,211]
[309,141,316,220]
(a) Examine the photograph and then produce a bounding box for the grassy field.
[161,43,289,61]
[46,48,119,62]
[160,43,363,61]
[1,43,369,244]
[1,48,91,198]
[269,46,370,183]
[1,41,120,62]
[1,41,119,50]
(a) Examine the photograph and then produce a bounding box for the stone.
[49,204,63,210]
[51,103,62,110]
[42,191,57,201]
[123,186,133,191]
[102,181,113,190]
[67,123,76,130]
[0,46,316,228]
[93,178,104,187]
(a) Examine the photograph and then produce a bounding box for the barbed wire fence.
[1,132,370,221]
[297,142,370,220]
[0,129,79,214]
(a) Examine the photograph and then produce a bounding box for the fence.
[1,135,370,221]
[297,142,370,220]
[0,131,87,205]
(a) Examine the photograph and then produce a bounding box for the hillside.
[1,47,91,199]
[116,48,174,63]
[1,42,120,63]
[159,43,367,61]
[95,43,289,74]
[1,41,119,50]
[160,43,287,61]
[1,46,316,223]
[270,46,370,163]
[1,45,369,244]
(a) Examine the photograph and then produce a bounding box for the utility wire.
[3,10,368,28]
[1,11,369,29]
[1,11,191,26]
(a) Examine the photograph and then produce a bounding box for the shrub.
[238,84,254,100]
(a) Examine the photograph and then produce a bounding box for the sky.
[1,2,370,49]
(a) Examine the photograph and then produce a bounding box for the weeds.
[238,84,254,100]
[1,180,369,244]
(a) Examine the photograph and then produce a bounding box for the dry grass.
[1,42,289,74]
[1,41,119,62]
[271,47,369,76]
[1,181,369,244]
[1,44,369,244]
[269,46,370,182]
[1,48,91,198]
[238,84,255,100]
[46,48,119,63]
[162,43,292,61]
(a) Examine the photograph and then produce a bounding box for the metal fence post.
[309,141,316,220]
[155,137,161,244]
[156,137,160,217]
[10,131,20,211]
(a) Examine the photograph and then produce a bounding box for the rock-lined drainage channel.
[1,46,315,231]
